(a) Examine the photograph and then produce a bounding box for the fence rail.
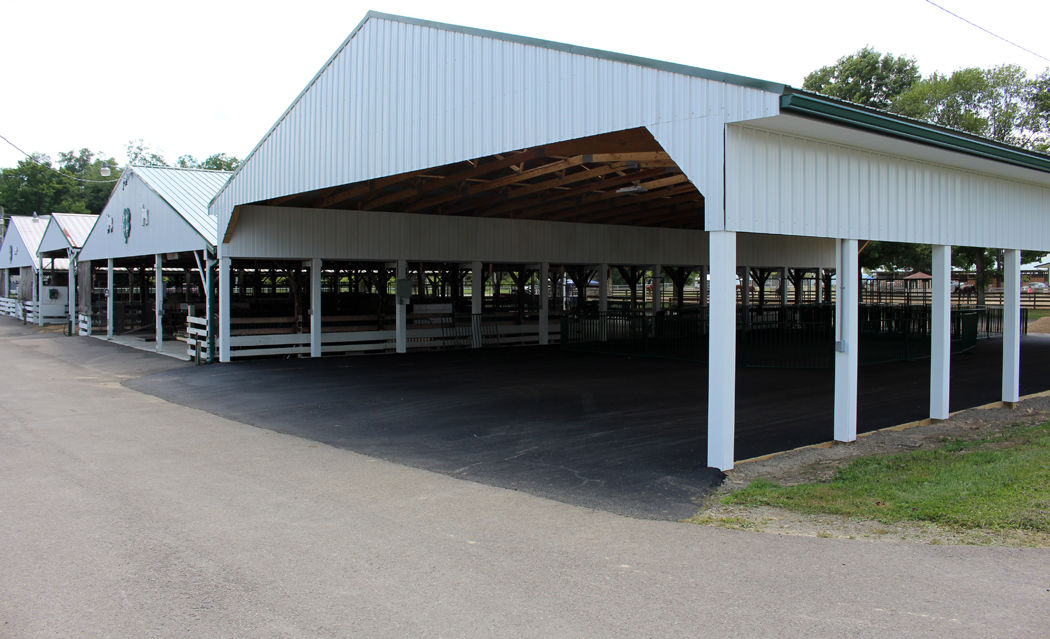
[224,313,561,359]
[77,313,92,336]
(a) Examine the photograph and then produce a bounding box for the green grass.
[1026,309,1050,322]
[724,421,1050,532]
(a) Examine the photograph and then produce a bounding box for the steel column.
[106,258,114,339]
[471,260,482,348]
[834,239,859,442]
[707,231,737,471]
[598,263,608,341]
[538,262,549,345]
[930,245,951,419]
[219,254,231,362]
[310,257,322,358]
[155,254,163,352]
[396,259,407,354]
[1003,248,1021,404]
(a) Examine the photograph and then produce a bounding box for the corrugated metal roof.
[11,215,50,255]
[50,213,98,249]
[131,166,230,243]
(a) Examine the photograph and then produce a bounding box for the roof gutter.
[780,92,1050,174]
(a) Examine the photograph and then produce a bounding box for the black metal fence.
[561,304,1024,369]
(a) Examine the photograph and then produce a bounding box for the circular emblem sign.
[122,207,132,244]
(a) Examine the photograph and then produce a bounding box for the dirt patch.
[692,393,1050,547]
[1027,316,1050,333]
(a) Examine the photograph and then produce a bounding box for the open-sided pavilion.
[208,12,1050,470]
[36,213,96,330]
[0,214,70,323]
[79,165,230,358]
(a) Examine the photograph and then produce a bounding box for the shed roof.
[130,166,230,242]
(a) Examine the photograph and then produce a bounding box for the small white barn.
[37,212,97,330]
[79,165,230,357]
[0,214,69,323]
[208,12,1050,469]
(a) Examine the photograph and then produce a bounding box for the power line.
[0,132,120,183]
[925,0,1050,65]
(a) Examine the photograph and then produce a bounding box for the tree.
[0,154,86,217]
[0,149,119,218]
[175,152,240,172]
[802,47,920,110]
[126,139,168,166]
[892,65,1044,148]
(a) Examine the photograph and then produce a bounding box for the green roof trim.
[363,11,786,95]
[780,92,1050,174]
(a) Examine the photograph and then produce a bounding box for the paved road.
[126,333,1050,520]
[1,322,1048,638]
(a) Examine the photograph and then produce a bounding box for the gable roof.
[1,215,50,269]
[210,11,785,212]
[38,212,97,255]
[130,165,230,243]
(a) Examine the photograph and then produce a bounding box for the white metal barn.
[79,165,230,357]
[36,212,97,330]
[209,12,1050,470]
[0,214,70,323]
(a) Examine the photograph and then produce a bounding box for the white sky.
[1,0,1048,169]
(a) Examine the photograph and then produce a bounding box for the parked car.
[1023,282,1048,294]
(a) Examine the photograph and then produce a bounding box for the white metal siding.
[225,205,834,268]
[0,222,36,269]
[212,16,780,237]
[80,172,211,261]
[726,124,1050,250]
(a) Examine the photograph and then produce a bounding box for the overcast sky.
[1,0,1048,169]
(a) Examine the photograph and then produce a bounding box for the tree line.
[0,140,239,221]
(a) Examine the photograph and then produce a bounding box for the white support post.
[699,265,708,309]
[834,239,859,442]
[396,259,407,354]
[310,257,322,358]
[930,245,952,419]
[1,268,7,298]
[538,262,550,345]
[651,265,662,315]
[815,268,823,304]
[68,251,77,332]
[36,264,43,326]
[205,255,215,361]
[707,231,737,471]
[471,260,482,349]
[779,267,789,307]
[106,258,114,339]
[219,254,231,362]
[1003,248,1021,404]
[155,254,163,352]
[740,265,751,328]
[598,263,608,341]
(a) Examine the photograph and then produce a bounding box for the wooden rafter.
[358,148,547,211]
[479,168,674,219]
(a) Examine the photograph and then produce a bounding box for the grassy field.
[723,421,1050,532]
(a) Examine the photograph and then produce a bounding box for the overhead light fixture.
[616,184,647,194]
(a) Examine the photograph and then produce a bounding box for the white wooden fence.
[218,313,561,360]
[1,298,44,324]
[77,313,92,336]
[186,315,210,362]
